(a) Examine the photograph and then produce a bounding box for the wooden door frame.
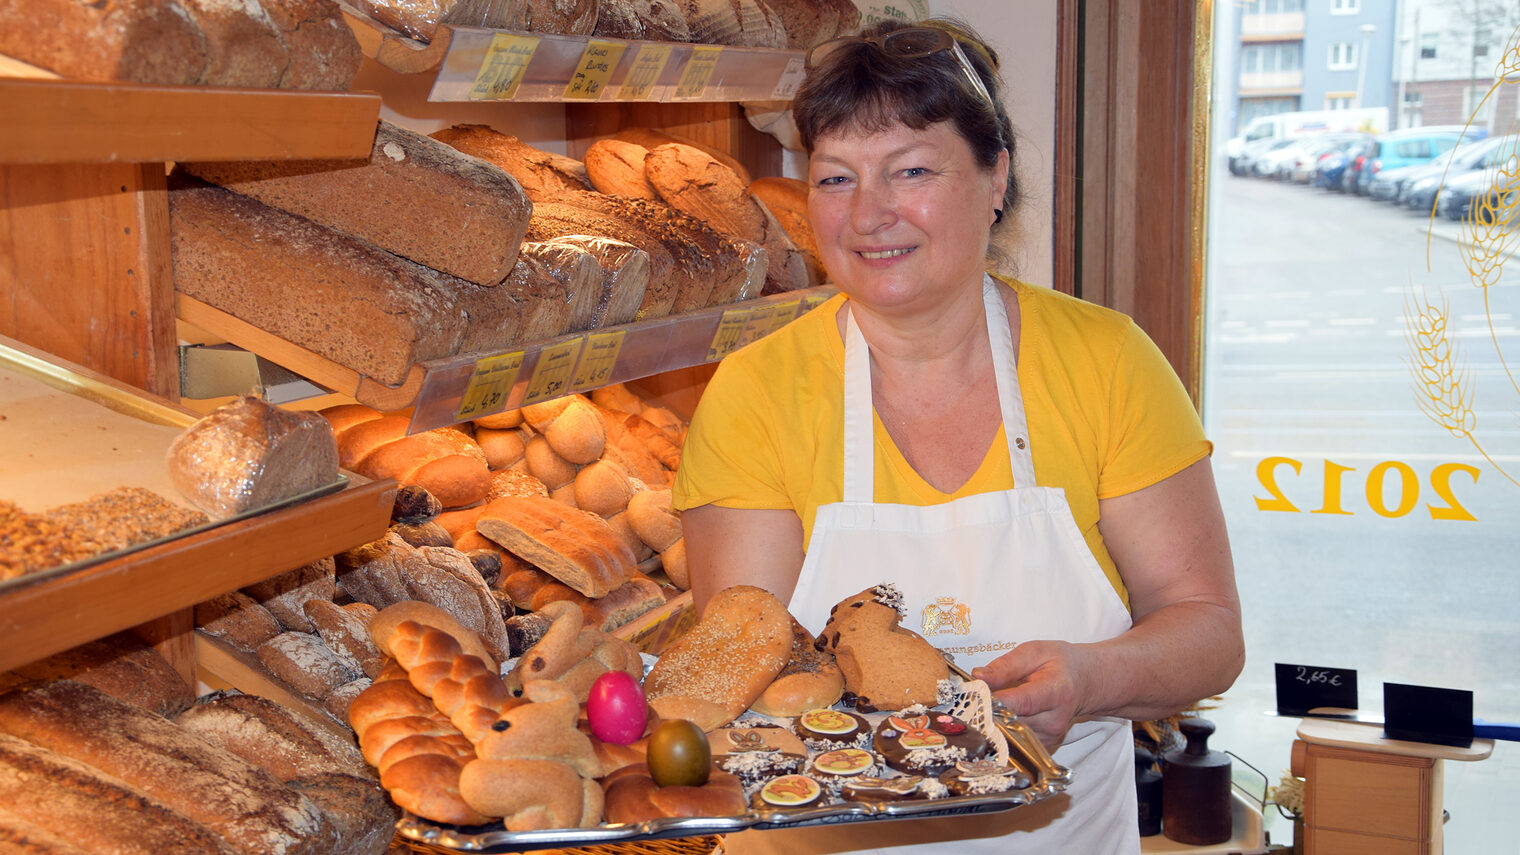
[1055,0,1213,406]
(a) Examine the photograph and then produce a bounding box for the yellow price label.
[455,351,525,421]
[707,307,752,361]
[521,338,583,405]
[570,330,626,391]
[771,55,807,99]
[764,299,802,335]
[564,40,627,100]
[617,43,672,101]
[469,34,541,101]
[802,293,829,313]
[673,46,723,100]
[737,304,787,348]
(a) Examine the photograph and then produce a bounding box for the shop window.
[1324,94,1353,109]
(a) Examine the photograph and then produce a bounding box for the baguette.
[475,496,637,599]
[0,681,334,855]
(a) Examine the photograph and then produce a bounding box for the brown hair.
[793,17,1020,219]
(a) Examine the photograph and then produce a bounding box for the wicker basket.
[393,833,722,855]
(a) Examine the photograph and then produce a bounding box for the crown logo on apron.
[921,596,971,636]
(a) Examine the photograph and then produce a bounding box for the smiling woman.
[673,15,1243,855]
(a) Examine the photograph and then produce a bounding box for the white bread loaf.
[320,405,492,510]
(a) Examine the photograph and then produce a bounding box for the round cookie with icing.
[750,774,827,809]
[710,726,808,791]
[873,711,990,776]
[938,757,1033,796]
[807,746,882,789]
[792,708,870,750]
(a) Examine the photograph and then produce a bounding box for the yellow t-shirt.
[672,276,1211,607]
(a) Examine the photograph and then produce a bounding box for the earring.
[993,208,1004,224]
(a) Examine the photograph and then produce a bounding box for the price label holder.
[521,338,583,406]
[1275,662,1357,716]
[673,46,723,100]
[707,307,752,361]
[770,55,806,100]
[455,351,525,421]
[736,303,792,348]
[1383,682,1474,748]
[469,34,541,101]
[765,299,801,335]
[801,293,830,314]
[570,330,626,392]
[617,43,673,101]
[563,40,627,100]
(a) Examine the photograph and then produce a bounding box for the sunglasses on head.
[805,26,996,111]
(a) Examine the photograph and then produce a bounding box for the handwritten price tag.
[617,44,672,101]
[674,46,723,100]
[455,351,525,421]
[469,34,541,101]
[1275,662,1357,716]
[564,40,627,100]
[521,338,583,406]
[802,293,830,314]
[737,304,787,348]
[707,307,752,361]
[770,55,807,100]
[765,299,801,335]
[570,330,626,391]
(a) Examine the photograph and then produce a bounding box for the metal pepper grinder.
[1135,745,1163,836]
[1161,716,1232,845]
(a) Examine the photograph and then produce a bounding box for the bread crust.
[475,496,636,599]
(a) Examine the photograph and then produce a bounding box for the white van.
[1224,107,1388,165]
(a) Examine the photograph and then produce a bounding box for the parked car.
[1434,166,1520,223]
[1402,135,1519,213]
[1252,138,1316,179]
[1285,135,1366,183]
[1313,135,1374,190]
[1232,137,1294,177]
[1354,127,1477,196]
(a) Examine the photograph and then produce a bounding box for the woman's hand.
[973,640,1090,750]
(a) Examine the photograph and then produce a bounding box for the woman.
[673,17,1244,853]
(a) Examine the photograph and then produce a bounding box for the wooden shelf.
[180,287,834,433]
[0,78,381,164]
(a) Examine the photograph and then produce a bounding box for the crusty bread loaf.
[197,590,284,651]
[749,175,822,283]
[544,232,650,325]
[510,0,598,34]
[186,121,531,287]
[0,812,96,855]
[612,127,752,186]
[170,174,468,387]
[258,631,361,700]
[286,771,399,855]
[304,598,386,679]
[0,0,208,84]
[0,732,245,855]
[499,567,663,631]
[263,0,363,89]
[0,681,334,855]
[583,139,659,199]
[176,691,372,782]
[527,202,679,321]
[431,125,594,202]
[642,585,792,731]
[180,0,286,87]
[679,0,786,47]
[486,469,548,500]
[573,459,636,516]
[453,249,577,355]
[167,396,339,519]
[659,536,688,589]
[3,632,193,718]
[333,533,413,610]
[592,0,689,40]
[242,557,336,633]
[475,496,637,598]
[754,0,859,49]
[403,546,513,663]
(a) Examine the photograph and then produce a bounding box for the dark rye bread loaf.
[175,691,372,782]
[0,0,207,84]
[0,733,243,855]
[180,0,286,88]
[431,125,595,202]
[262,0,363,89]
[0,632,194,718]
[168,173,468,387]
[186,121,530,286]
[0,681,334,855]
[452,248,576,355]
[593,0,691,42]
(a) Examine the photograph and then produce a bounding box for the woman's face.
[807,120,1008,314]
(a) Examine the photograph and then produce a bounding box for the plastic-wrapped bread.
[519,242,602,333]
[167,396,340,519]
[592,0,690,41]
[543,235,651,328]
[527,203,679,321]
[452,251,574,356]
[186,121,531,287]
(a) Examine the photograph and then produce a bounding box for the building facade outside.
[1395,0,1520,130]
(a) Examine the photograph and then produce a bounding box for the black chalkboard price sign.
[1275,662,1358,716]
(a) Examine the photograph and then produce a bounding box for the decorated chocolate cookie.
[807,746,882,789]
[873,711,990,776]
[793,708,871,750]
[938,757,1033,796]
[750,774,827,809]
[840,773,948,803]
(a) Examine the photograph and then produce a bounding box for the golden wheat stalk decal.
[1456,127,1520,402]
[1403,289,1519,488]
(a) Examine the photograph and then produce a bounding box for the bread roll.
[659,536,688,590]
[474,496,637,599]
[601,763,747,824]
[197,590,283,651]
[524,435,580,490]
[627,489,680,552]
[522,395,607,465]
[589,383,644,415]
[750,619,844,717]
[473,408,524,430]
[642,586,792,731]
[321,408,492,510]
[573,459,635,516]
[167,396,339,519]
[242,557,336,633]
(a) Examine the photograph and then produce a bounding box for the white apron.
[723,276,1140,855]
